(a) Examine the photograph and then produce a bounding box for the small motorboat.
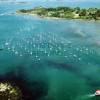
[95,90,100,96]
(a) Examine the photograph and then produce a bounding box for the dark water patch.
[0,48,3,51]
[0,67,48,100]
[47,60,79,72]
[46,60,100,91]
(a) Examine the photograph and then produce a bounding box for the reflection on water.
[0,2,100,100]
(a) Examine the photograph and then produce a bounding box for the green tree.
[51,12,60,17]
[74,7,80,14]
[95,9,100,17]
[20,9,27,13]
[79,9,87,16]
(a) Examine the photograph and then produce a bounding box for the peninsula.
[17,7,100,20]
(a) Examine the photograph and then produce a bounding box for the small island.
[17,7,100,20]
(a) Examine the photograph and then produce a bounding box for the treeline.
[18,7,100,20]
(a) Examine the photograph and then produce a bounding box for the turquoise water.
[0,2,100,100]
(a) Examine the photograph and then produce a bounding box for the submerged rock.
[0,82,22,100]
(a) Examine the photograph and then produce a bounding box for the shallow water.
[0,1,100,100]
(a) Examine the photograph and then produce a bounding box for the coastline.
[16,12,100,22]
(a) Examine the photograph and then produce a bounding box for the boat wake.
[76,94,95,100]
[87,94,96,98]
[88,94,95,97]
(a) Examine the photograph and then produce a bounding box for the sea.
[0,1,100,100]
